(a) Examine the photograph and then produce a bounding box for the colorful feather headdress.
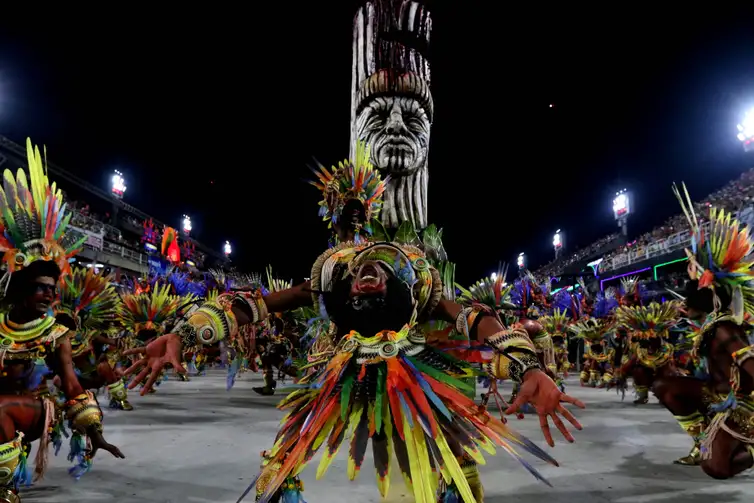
[568,317,612,343]
[673,182,754,320]
[539,308,570,339]
[55,267,121,331]
[0,139,86,288]
[615,301,680,340]
[310,141,389,241]
[265,265,291,294]
[118,283,181,335]
[455,264,516,312]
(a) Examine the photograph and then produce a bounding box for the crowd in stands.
[535,168,754,277]
[65,196,208,267]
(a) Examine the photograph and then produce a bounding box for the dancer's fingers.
[141,370,161,396]
[128,366,150,390]
[122,347,146,357]
[122,358,145,378]
[560,394,586,409]
[550,413,574,443]
[505,391,530,415]
[538,413,554,447]
[557,404,582,430]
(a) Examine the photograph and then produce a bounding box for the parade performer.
[118,283,184,390]
[0,139,123,501]
[125,145,584,503]
[614,302,681,405]
[570,318,614,387]
[54,267,131,410]
[651,184,754,476]
[539,308,572,390]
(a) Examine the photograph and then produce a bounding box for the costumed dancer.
[53,267,132,410]
[0,139,123,501]
[539,308,572,391]
[651,183,754,474]
[118,283,184,391]
[570,318,614,388]
[124,144,585,503]
[614,301,681,405]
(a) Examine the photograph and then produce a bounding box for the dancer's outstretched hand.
[505,369,585,447]
[123,333,184,395]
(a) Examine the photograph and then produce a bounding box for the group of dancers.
[0,138,752,503]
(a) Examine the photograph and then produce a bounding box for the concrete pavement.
[23,371,754,502]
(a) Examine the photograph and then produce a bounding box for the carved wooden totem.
[350,0,432,231]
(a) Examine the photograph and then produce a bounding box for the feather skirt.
[249,335,557,503]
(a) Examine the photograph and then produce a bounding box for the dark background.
[0,5,752,284]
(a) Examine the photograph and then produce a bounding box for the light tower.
[553,229,564,259]
[182,215,192,237]
[111,170,126,199]
[737,107,754,153]
[224,240,232,257]
[517,252,526,270]
[612,189,631,237]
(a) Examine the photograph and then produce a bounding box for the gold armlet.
[179,294,243,346]
[64,392,103,432]
[487,328,540,383]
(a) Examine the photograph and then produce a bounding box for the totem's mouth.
[376,138,418,174]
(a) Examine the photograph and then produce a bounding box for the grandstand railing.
[600,205,754,273]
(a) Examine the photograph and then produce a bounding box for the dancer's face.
[26,276,56,314]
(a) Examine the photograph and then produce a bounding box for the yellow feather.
[435,431,478,503]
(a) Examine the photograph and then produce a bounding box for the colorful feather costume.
[310,141,389,243]
[118,283,182,337]
[0,138,86,289]
[615,301,680,343]
[246,242,559,503]
[54,267,122,357]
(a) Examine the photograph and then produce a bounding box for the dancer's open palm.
[123,334,184,395]
[506,369,585,447]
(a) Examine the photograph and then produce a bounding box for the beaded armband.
[64,392,103,432]
[732,345,754,367]
[486,327,541,383]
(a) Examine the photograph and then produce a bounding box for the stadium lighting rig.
[612,189,631,237]
[738,108,754,153]
[553,229,564,259]
[224,240,232,256]
[182,215,192,235]
[516,252,526,270]
[111,170,126,199]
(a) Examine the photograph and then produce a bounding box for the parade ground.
[25,370,754,503]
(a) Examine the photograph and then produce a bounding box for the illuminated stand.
[553,229,564,259]
[613,189,631,237]
[224,240,232,257]
[587,258,603,276]
[737,108,754,153]
[600,267,650,291]
[517,252,526,270]
[111,170,127,199]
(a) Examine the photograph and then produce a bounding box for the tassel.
[67,432,92,480]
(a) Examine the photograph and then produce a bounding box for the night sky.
[0,6,752,285]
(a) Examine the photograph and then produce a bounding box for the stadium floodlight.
[517,252,525,269]
[612,189,631,236]
[553,229,563,258]
[224,240,232,256]
[111,170,126,199]
[738,108,754,153]
[182,215,192,234]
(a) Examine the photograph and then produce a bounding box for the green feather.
[375,364,386,434]
[340,372,355,420]
[407,356,475,394]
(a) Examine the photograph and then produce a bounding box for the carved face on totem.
[356,96,430,176]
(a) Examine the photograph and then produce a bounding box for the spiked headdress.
[615,301,680,341]
[455,264,516,312]
[0,139,85,288]
[539,308,570,340]
[55,267,121,331]
[568,317,612,343]
[310,141,389,242]
[673,182,754,320]
[119,283,181,335]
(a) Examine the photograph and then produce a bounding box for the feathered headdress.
[617,276,648,306]
[161,226,180,263]
[55,267,121,331]
[540,308,570,340]
[673,182,754,320]
[265,265,291,294]
[0,138,86,288]
[119,283,181,335]
[310,141,389,241]
[568,317,612,343]
[615,301,680,340]
[455,263,516,311]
